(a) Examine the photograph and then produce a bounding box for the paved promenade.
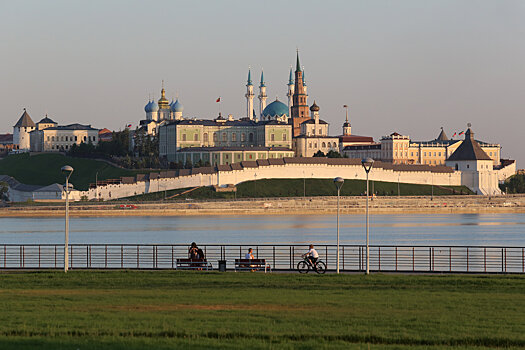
[1,195,524,217]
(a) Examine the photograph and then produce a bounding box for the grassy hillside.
[126,178,474,201]
[0,153,136,191]
[0,271,523,349]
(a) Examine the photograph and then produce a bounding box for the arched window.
[249,133,254,142]
[232,133,237,142]
[203,133,208,142]
[241,133,246,142]
[213,133,218,142]
[222,133,227,142]
[322,142,326,148]
[333,142,337,148]
[194,134,198,141]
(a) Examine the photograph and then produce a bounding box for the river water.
[1,213,524,246]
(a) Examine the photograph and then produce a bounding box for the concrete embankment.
[1,195,525,217]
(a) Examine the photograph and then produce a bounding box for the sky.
[1,0,524,166]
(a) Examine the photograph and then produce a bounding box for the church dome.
[171,99,184,112]
[145,100,159,113]
[310,101,320,112]
[262,99,288,117]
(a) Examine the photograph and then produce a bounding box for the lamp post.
[361,158,374,275]
[61,165,74,273]
[334,177,344,274]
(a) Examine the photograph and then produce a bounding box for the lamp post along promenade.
[61,165,74,273]
[334,177,344,274]
[361,158,374,275]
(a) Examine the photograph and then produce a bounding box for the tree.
[326,150,343,158]
[313,150,325,157]
[500,174,525,194]
[0,181,8,201]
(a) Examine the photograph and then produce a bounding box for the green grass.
[0,153,138,190]
[125,178,474,201]
[0,271,523,349]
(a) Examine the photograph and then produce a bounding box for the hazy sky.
[2,0,524,166]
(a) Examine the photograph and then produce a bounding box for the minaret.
[343,105,351,136]
[245,68,254,120]
[286,66,294,119]
[291,51,310,137]
[258,69,267,118]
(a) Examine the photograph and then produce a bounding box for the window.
[423,152,426,156]
[309,142,312,148]
[271,134,275,141]
[213,133,218,142]
[283,133,287,141]
[314,143,317,148]
[222,133,227,142]
[83,136,86,142]
[467,164,470,169]
[318,129,322,135]
[232,133,237,142]
[249,133,254,142]
[433,152,436,156]
[241,133,246,142]
[194,134,198,141]
[75,136,78,141]
[51,136,55,141]
[438,152,441,156]
[203,133,208,142]
[410,152,413,156]
[182,134,186,141]
[322,142,326,148]
[47,136,50,141]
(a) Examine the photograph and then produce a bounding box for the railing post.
[412,247,415,271]
[501,248,504,273]
[522,248,524,273]
[172,246,174,269]
[86,246,89,268]
[105,245,107,268]
[54,245,57,269]
[19,246,22,268]
[325,246,328,269]
[3,245,6,268]
[359,246,362,271]
[484,248,486,273]
[395,247,398,271]
[505,248,507,273]
[449,247,452,272]
[429,247,431,272]
[466,247,469,272]
[39,246,41,269]
[121,245,124,269]
[137,245,139,269]
[342,246,345,271]
[378,247,381,271]
[256,246,259,259]
[273,246,276,270]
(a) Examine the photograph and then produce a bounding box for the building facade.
[30,123,99,152]
[13,110,36,151]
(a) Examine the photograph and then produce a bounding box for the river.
[1,213,524,246]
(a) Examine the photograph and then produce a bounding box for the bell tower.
[291,51,310,137]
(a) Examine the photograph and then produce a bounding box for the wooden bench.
[234,259,271,273]
[176,258,212,270]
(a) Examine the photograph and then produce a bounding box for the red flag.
[452,132,457,137]
[459,131,464,135]
[216,97,221,103]
[127,124,132,128]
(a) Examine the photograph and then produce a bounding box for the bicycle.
[297,256,327,274]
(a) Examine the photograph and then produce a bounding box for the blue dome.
[262,99,288,117]
[171,99,184,112]
[145,100,159,113]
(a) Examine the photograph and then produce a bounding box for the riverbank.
[2,195,524,217]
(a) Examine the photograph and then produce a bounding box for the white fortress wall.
[81,163,461,201]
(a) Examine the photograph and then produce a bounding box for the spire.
[302,66,306,85]
[260,69,265,87]
[247,68,252,86]
[296,49,301,72]
[288,66,294,85]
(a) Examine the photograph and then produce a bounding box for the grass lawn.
[126,178,474,201]
[0,153,139,191]
[0,271,523,349]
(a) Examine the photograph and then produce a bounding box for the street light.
[361,158,374,275]
[61,165,74,273]
[334,177,344,274]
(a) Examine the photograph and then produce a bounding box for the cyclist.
[302,244,319,267]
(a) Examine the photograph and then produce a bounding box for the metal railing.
[1,244,524,273]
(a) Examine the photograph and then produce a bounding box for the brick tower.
[290,51,310,137]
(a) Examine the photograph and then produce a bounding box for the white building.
[294,102,340,157]
[445,128,501,195]
[13,110,36,151]
[30,123,99,152]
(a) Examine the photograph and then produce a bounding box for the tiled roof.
[44,123,98,131]
[14,111,35,127]
[301,119,328,125]
[447,128,492,161]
